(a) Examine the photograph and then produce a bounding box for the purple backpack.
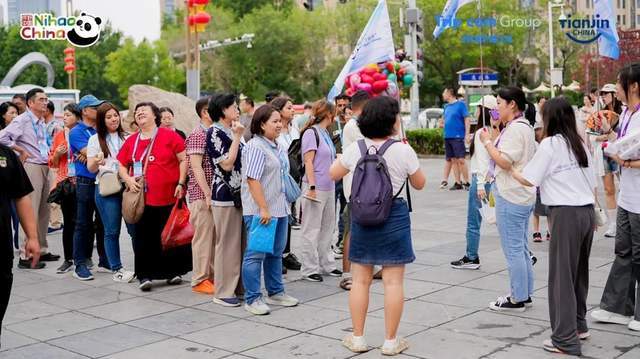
[351,139,403,226]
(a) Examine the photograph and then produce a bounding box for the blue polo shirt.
[443,101,469,139]
[69,122,97,179]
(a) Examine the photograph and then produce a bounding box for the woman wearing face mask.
[595,85,623,238]
[480,87,537,312]
[591,64,640,333]
[451,95,502,270]
[87,103,135,283]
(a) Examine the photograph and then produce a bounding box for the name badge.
[38,140,49,158]
[133,161,143,177]
[67,162,76,177]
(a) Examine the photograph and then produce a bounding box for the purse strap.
[578,167,601,208]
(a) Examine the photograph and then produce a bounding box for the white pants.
[300,184,336,276]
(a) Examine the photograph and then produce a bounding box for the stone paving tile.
[6,311,113,341]
[192,301,254,319]
[145,286,213,307]
[48,324,167,358]
[532,285,605,308]
[439,310,549,344]
[486,344,560,358]
[40,287,135,310]
[78,297,181,323]
[416,285,503,310]
[406,265,490,285]
[11,270,57,287]
[7,293,29,305]
[520,327,640,358]
[353,350,417,358]
[127,308,236,336]
[0,329,37,352]
[309,315,428,345]
[0,342,89,358]
[242,333,354,358]
[618,346,640,359]
[284,279,343,303]
[107,337,232,359]
[11,278,92,299]
[369,279,450,299]
[180,319,298,353]
[405,328,507,359]
[369,299,476,328]
[2,299,69,326]
[306,292,386,314]
[246,304,350,332]
[462,273,548,293]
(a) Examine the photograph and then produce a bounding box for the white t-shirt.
[87,133,125,182]
[276,123,299,151]
[340,138,420,197]
[522,135,596,206]
[494,118,537,205]
[618,111,640,214]
[470,130,491,188]
[341,118,364,200]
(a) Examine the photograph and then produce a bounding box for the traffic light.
[406,8,424,45]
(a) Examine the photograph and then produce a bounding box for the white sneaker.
[381,337,410,356]
[629,320,640,331]
[265,293,299,307]
[590,309,632,325]
[342,334,368,353]
[96,266,112,273]
[604,223,617,238]
[112,269,135,283]
[244,298,270,315]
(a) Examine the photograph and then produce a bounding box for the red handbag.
[161,199,195,250]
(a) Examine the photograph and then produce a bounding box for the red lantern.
[64,64,76,73]
[192,11,211,32]
[63,47,75,73]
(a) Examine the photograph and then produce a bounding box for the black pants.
[600,206,640,320]
[335,180,347,246]
[1,235,13,346]
[548,205,594,356]
[60,191,77,262]
[133,205,192,281]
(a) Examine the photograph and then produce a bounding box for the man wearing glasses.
[0,88,60,269]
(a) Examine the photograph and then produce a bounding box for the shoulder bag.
[122,132,157,224]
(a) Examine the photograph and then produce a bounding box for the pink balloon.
[372,80,389,93]
[373,73,387,81]
[350,74,361,87]
[357,83,372,93]
[361,74,375,84]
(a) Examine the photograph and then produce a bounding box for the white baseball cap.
[470,95,498,110]
[600,84,617,93]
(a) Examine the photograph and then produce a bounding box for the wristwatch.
[309,185,316,190]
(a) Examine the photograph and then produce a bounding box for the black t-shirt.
[0,144,33,254]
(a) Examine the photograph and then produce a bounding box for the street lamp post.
[548,0,565,98]
[185,0,211,100]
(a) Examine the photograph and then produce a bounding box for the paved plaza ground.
[2,158,640,358]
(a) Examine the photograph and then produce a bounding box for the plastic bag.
[479,198,496,225]
[161,199,195,250]
[247,216,277,254]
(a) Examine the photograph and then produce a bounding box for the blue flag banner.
[327,0,395,101]
[433,0,476,39]
[594,0,620,59]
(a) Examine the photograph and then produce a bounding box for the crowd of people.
[0,62,639,356]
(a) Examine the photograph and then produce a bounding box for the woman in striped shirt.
[240,105,299,316]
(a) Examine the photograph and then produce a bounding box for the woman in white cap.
[450,95,502,270]
[596,84,622,238]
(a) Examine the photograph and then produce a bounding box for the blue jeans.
[494,185,535,302]
[466,175,492,260]
[242,216,288,304]
[94,190,133,271]
[72,176,107,268]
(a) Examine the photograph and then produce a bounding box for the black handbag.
[47,178,75,204]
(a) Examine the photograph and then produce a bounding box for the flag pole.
[478,0,486,128]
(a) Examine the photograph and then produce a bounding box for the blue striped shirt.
[241,137,290,218]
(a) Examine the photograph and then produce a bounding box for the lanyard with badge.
[64,129,76,177]
[107,134,123,171]
[317,126,336,160]
[618,104,640,139]
[487,114,525,179]
[259,137,288,194]
[131,128,158,179]
[31,116,49,158]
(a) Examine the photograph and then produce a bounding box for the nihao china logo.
[559,14,609,44]
[20,12,103,47]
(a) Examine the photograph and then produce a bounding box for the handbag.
[478,198,497,225]
[161,198,195,250]
[98,170,122,197]
[247,216,277,254]
[214,164,242,208]
[122,132,156,224]
[283,172,301,203]
[47,178,75,204]
[579,167,607,227]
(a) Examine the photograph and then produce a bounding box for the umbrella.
[566,80,581,91]
[532,83,550,92]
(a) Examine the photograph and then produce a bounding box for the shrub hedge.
[405,128,444,155]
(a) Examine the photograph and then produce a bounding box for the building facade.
[576,0,639,29]
[7,0,62,23]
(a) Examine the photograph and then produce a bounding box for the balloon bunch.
[343,60,417,98]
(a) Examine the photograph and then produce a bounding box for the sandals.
[339,277,352,291]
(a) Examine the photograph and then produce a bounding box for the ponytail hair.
[301,99,335,133]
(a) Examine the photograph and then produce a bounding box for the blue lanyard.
[31,118,45,142]
[316,126,336,160]
[132,128,158,162]
[259,137,287,193]
[107,134,122,155]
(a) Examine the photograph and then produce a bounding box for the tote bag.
[247,216,277,254]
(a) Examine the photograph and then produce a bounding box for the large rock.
[125,85,199,134]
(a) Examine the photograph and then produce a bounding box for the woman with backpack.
[511,97,597,355]
[330,96,425,355]
[450,95,501,270]
[299,100,342,282]
[479,87,537,312]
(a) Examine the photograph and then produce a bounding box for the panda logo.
[67,12,102,47]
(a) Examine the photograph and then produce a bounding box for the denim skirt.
[349,198,415,265]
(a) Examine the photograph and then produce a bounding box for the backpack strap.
[301,127,321,149]
[357,139,368,157]
[377,139,399,155]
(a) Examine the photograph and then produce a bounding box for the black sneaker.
[533,232,542,242]
[327,269,343,277]
[530,251,538,266]
[546,232,551,241]
[439,180,448,189]
[489,296,526,312]
[40,253,61,262]
[450,256,480,270]
[139,279,152,292]
[56,260,74,273]
[18,258,45,269]
[449,182,464,191]
[463,182,471,191]
[305,273,323,282]
[290,218,301,230]
[283,253,301,270]
[523,297,533,307]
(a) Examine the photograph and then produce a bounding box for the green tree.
[105,38,185,106]
[218,0,293,18]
